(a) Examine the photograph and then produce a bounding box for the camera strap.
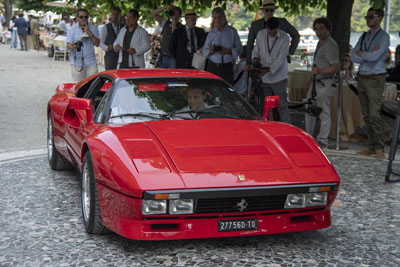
[266,34,278,55]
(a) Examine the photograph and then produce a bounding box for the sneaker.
[356,148,375,156]
[375,150,386,159]
[317,141,328,149]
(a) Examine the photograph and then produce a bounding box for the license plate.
[218,218,258,232]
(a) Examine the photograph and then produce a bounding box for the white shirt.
[252,29,290,84]
[113,25,150,68]
[100,22,120,52]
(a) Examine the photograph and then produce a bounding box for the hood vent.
[174,145,271,157]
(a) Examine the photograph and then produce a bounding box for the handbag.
[192,50,206,70]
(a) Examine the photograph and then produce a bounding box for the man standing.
[351,8,389,159]
[28,15,40,50]
[202,7,242,85]
[151,5,183,68]
[114,9,150,69]
[252,17,291,123]
[100,6,123,70]
[169,9,206,69]
[15,12,28,51]
[246,0,299,66]
[305,17,339,149]
[58,15,70,36]
[67,8,100,82]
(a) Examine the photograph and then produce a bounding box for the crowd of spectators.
[1,0,398,159]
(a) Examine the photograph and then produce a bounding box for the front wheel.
[47,112,73,170]
[81,151,109,234]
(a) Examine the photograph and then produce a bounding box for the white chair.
[53,39,69,61]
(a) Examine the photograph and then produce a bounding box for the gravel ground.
[0,155,399,266]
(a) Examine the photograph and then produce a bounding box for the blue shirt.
[66,23,99,67]
[351,27,390,75]
[15,17,28,34]
[202,25,242,64]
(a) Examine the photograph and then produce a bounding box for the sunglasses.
[364,14,378,20]
[264,9,275,13]
[79,16,89,19]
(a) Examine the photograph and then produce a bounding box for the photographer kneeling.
[251,17,291,123]
[305,17,339,149]
[67,8,100,82]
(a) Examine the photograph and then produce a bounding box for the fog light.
[285,194,306,209]
[306,192,327,206]
[169,199,194,214]
[142,200,167,215]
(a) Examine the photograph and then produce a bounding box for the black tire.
[81,151,109,234]
[47,112,74,170]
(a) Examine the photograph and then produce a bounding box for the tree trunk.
[327,0,354,59]
[4,0,13,25]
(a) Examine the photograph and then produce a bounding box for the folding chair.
[53,39,69,61]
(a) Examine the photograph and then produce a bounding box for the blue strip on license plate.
[218,218,258,232]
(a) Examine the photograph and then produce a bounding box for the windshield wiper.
[110,112,168,120]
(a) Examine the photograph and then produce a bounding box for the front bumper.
[97,183,336,240]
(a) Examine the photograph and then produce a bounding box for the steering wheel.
[194,105,228,120]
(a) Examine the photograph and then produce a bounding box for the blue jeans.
[159,55,176,68]
[10,30,18,48]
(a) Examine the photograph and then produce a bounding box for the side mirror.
[264,96,279,122]
[65,98,93,126]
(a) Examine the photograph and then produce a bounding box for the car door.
[65,76,114,164]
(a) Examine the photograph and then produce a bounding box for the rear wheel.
[81,151,109,234]
[47,112,73,170]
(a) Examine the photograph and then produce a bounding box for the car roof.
[97,69,222,80]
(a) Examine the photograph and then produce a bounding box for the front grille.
[195,195,287,213]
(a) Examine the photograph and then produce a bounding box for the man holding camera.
[202,7,242,85]
[252,17,291,124]
[151,5,183,68]
[67,8,100,82]
[351,8,389,159]
[246,0,299,67]
[100,6,123,70]
[305,17,339,149]
[169,9,206,69]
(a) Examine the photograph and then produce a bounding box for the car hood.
[145,119,292,173]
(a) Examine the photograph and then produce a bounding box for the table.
[329,82,398,141]
[287,66,311,103]
[329,83,365,141]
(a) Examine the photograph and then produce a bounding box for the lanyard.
[363,29,381,51]
[267,34,278,55]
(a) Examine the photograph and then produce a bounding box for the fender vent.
[275,136,312,153]
[123,140,161,159]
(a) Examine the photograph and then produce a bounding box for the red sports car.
[47,69,340,240]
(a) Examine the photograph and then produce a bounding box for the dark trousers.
[206,60,234,85]
[104,51,119,70]
[18,33,28,51]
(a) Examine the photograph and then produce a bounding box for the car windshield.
[106,78,260,124]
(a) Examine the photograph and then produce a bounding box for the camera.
[74,41,83,52]
[214,45,223,52]
[305,99,323,117]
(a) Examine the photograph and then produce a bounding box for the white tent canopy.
[299,28,315,36]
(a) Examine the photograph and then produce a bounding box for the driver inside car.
[180,87,208,112]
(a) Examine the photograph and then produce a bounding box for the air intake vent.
[274,136,312,153]
[196,195,286,213]
[123,140,160,159]
[175,145,271,157]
